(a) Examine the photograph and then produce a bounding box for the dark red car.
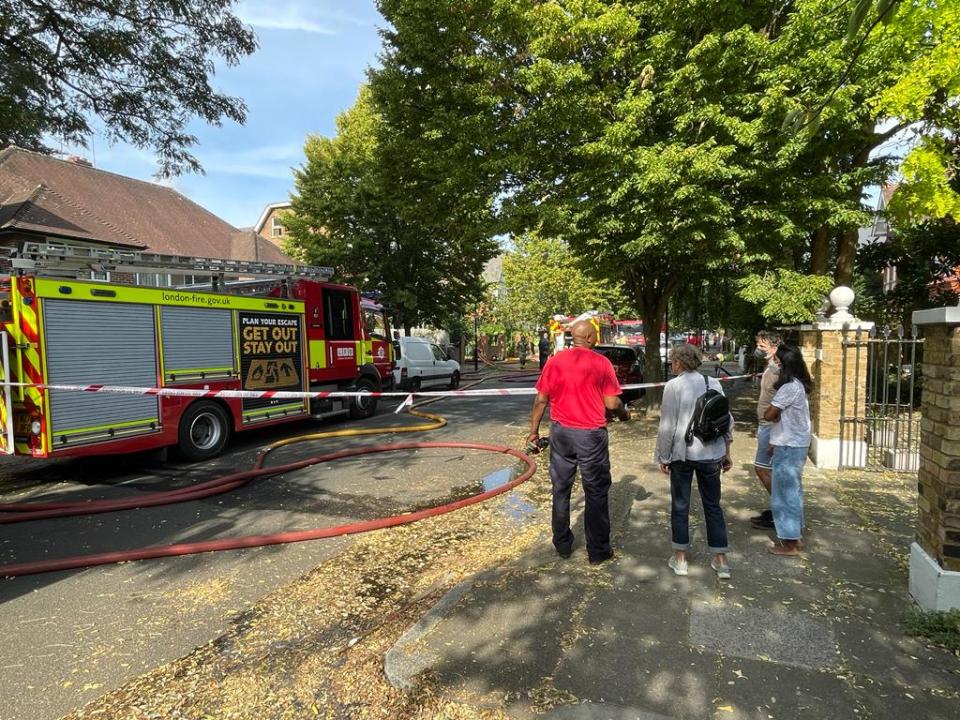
[594,344,645,401]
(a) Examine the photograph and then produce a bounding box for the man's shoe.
[668,556,689,576]
[750,510,773,524]
[751,518,775,530]
[588,551,614,566]
[556,547,572,559]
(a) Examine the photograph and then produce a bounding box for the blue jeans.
[669,460,728,553]
[771,445,807,540]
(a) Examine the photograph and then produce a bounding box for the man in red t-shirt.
[528,320,629,564]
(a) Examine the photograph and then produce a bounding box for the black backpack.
[685,375,731,445]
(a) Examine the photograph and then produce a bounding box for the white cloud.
[197,142,304,180]
[236,1,346,35]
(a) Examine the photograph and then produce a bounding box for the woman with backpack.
[655,343,734,579]
[764,345,813,557]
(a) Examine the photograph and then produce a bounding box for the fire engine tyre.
[349,377,379,420]
[450,371,460,389]
[178,401,231,461]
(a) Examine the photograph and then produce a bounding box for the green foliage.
[856,219,960,326]
[867,0,960,221]
[493,234,625,333]
[888,138,960,223]
[738,270,835,324]
[285,87,496,332]
[902,606,960,653]
[368,0,953,370]
[0,0,256,176]
[670,276,765,345]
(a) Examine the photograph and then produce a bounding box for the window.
[135,273,172,287]
[431,344,447,361]
[596,347,635,363]
[363,308,387,338]
[323,290,354,341]
[271,216,284,237]
[89,270,110,282]
[171,274,210,287]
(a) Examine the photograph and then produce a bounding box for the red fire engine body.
[0,243,394,461]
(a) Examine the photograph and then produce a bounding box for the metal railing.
[839,323,923,472]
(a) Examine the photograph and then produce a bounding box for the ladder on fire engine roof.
[4,241,335,284]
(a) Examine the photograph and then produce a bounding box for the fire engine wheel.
[449,371,460,389]
[349,377,379,420]
[178,401,231,461]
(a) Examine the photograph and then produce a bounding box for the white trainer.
[668,556,689,576]
[711,559,732,579]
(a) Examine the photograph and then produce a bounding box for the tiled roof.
[0,146,293,263]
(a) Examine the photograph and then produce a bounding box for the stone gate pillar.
[800,287,874,469]
[909,306,960,611]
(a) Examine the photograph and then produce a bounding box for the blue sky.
[80,1,384,229]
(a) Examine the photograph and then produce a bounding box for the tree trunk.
[835,143,873,287]
[641,304,664,383]
[810,225,830,275]
[835,226,858,287]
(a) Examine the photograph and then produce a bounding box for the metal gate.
[839,324,923,471]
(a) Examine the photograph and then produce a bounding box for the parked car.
[593,344,645,401]
[393,336,461,391]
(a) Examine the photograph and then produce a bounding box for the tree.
[370,0,951,374]
[0,0,256,176]
[846,0,960,223]
[856,219,960,328]
[285,87,496,333]
[494,234,625,334]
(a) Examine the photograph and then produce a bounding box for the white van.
[393,336,461,391]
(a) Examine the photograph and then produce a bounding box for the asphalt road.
[0,381,536,720]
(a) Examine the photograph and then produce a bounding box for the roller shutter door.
[160,307,234,381]
[43,299,159,443]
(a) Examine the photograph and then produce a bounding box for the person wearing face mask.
[750,331,781,530]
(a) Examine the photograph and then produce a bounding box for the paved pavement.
[384,383,960,719]
[0,367,532,720]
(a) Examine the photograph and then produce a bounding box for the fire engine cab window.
[324,291,353,340]
[364,309,386,339]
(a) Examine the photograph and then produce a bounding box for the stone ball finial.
[829,285,855,321]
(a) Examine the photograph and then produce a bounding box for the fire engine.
[613,319,645,346]
[0,242,394,461]
[549,311,615,348]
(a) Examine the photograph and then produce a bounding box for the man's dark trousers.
[549,421,612,559]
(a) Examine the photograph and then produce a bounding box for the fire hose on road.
[0,380,538,578]
[0,373,751,577]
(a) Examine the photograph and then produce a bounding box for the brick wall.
[261,207,289,249]
[916,324,960,571]
[799,326,868,442]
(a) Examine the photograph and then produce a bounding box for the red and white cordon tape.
[8,373,752,404]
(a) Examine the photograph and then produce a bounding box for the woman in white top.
[763,345,812,557]
[655,344,734,578]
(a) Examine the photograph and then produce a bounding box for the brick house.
[253,201,292,249]
[0,146,293,285]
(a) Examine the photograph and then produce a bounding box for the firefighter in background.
[538,330,552,370]
[551,315,566,354]
[517,335,530,368]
